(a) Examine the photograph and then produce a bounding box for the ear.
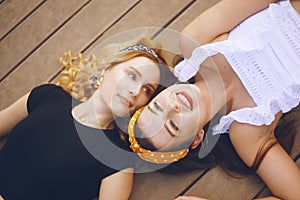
[101,65,110,76]
[191,129,205,149]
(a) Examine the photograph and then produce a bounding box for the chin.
[111,108,126,118]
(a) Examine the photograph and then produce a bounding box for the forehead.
[123,56,157,68]
[120,56,160,79]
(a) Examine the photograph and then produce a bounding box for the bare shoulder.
[291,0,300,14]
[228,123,273,166]
[229,112,282,140]
[229,122,270,146]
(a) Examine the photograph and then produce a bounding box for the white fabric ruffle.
[197,0,300,135]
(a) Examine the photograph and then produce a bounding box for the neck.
[194,63,233,126]
[72,91,115,129]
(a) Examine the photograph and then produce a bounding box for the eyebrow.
[130,66,156,92]
[129,66,142,77]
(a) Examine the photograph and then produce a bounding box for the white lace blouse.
[200,0,300,135]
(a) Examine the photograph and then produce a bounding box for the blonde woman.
[0,37,177,200]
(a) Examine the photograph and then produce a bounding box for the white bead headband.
[119,44,158,58]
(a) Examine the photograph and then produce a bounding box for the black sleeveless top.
[0,84,134,200]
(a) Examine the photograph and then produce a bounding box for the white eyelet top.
[198,0,300,135]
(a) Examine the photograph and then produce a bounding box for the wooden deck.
[0,0,299,199]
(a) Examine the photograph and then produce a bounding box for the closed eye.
[154,102,163,111]
[164,120,179,138]
[170,120,179,131]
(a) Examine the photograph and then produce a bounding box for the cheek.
[136,96,150,108]
[144,131,176,150]
[102,75,118,92]
[138,112,165,139]
[106,69,128,89]
[149,132,173,150]
[182,119,199,140]
[137,110,151,128]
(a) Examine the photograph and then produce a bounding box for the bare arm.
[229,122,300,200]
[99,168,134,200]
[0,93,29,138]
[179,0,277,57]
[174,196,281,200]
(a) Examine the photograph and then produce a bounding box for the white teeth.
[177,94,192,110]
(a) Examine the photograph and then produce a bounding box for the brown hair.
[158,106,298,176]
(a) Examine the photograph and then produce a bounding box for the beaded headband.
[128,107,189,164]
[119,44,158,58]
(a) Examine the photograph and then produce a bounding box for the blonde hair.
[56,36,173,102]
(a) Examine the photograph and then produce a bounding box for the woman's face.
[136,83,204,151]
[100,56,161,117]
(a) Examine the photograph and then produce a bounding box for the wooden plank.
[291,127,300,159]
[129,169,207,200]
[153,0,221,59]
[290,105,300,159]
[0,0,45,40]
[0,0,194,110]
[0,0,90,81]
[183,166,265,200]
[0,0,139,110]
[51,0,194,83]
[85,0,194,54]
[167,0,221,32]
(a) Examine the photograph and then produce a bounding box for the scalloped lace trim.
[206,0,300,135]
[212,84,300,135]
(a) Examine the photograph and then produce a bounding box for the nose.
[169,101,180,113]
[167,95,181,113]
[129,83,142,99]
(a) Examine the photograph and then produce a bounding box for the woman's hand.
[174,196,207,200]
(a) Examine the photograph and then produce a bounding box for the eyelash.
[170,120,179,131]
[154,102,162,111]
[143,87,152,95]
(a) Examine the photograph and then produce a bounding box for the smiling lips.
[176,92,193,110]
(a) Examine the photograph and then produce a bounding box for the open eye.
[142,86,152,96]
